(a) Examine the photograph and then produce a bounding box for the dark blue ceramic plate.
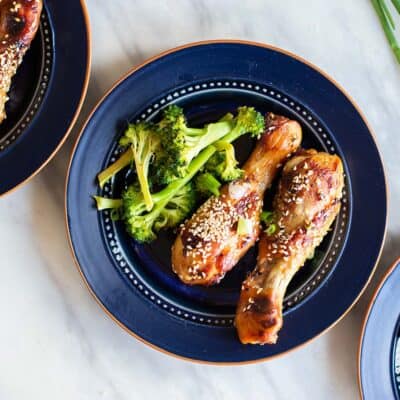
[66,41,387,363]
[0,0,90,196]
[359,258,400,399]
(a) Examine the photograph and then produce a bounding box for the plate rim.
[65,39,388,365]
[358,256,400,399]
[0,0,91,197]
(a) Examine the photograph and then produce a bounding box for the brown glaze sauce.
[0,0,41,51]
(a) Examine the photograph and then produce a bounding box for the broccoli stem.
[97,149,133,189]
[138,145,218,229]
[97,144,217,217]
[93,196,123,210]
[215,141,237,164]
[147,116,256,214]
[153,145,217,205]
[127,146,216,241]
[134,154,153,211]
[184,121,234,161]
[219,125,248,144]
[185,127,205,136]
[196,172,221,196]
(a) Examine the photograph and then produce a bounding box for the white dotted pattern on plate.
[0,11,53,151]
[394,334,400,394]
[99,80,350,327]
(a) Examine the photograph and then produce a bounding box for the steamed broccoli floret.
[155,105,264,184]
[122,183,195,243]
[153,152,181,185]
[118,122,161,211]
[121,145,216,243]
[201,107,264,183]
[220,106,265,143]
[195,172,221,197]
[205,141,243,182]
[96,121,162,208]
[154,184,196,231]
[155,105,234,183]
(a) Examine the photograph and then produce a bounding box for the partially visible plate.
[0,0,91,195]
[66,40,387,363]
[359,258,400,399]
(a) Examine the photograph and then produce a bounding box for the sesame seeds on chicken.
[171,113,302,286]
[236,150,344,345]
[0,0,42,123]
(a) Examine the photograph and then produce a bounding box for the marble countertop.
[1,0,399,398]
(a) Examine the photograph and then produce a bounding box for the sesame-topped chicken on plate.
[235,149,344,345]
[171,114,302,285]
[0,0,42,124]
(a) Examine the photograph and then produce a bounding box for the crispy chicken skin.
[0,0,42,123]
[171,114,302,285]
[235,150,344,344]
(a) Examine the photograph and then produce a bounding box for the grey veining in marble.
[1,0,399,399]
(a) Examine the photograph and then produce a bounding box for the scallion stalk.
[372,0,400,64]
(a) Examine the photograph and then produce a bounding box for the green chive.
[381,0,396,30]
[260,210,274,224]
[391,0,400,14]
[372,0,400,64]
[265,223,277,236]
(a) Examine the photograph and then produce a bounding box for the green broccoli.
[156,105,264,184]
[219,106,265,143]
[122,187,194,243]
[121,107,264,242]
[119,122,161,211]
[97,122,161,211]
[97,148,133,189]
[155,105,235,183]
[195,172,221,197]
[95,106,265,243]
[200,107,265,184]
[153,184,195,231]
[218,112,235,123]
[205,141,243,182]
[122,182,195,243]
[93,196,123,210]
[121,145,216,243]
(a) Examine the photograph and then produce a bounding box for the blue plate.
[66,41,387,363]
[0,0,90,195]
[359,258,400,398]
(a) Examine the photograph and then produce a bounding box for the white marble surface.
[1,0,399,398]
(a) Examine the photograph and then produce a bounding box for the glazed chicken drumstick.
[171,114,302,285]
[0,0,42,123]
[235,149,344,344]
